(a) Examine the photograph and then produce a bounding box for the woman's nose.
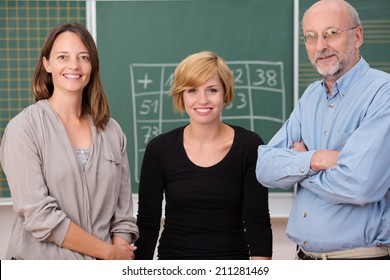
[198,91,209,103]
[67,57,80,69]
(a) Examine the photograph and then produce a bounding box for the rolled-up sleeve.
[109,128,139,243]
[0,117,69,246]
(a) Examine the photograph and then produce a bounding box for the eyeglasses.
[303,26,359,44]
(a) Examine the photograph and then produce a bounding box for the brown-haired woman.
[0,22,138,259]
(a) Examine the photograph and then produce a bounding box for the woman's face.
[43,31,92,97]
[183,73,225,126]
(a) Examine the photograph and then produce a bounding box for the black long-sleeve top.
[135,125,272,259]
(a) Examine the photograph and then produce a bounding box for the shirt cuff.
[292,150,316,176]
[51,218,71,247]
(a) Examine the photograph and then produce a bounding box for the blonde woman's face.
[183,73,225,125]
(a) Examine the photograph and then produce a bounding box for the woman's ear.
[43,56,51,73]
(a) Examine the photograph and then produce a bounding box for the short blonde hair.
[170,51,234,113]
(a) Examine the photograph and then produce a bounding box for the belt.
[297,246,390,260]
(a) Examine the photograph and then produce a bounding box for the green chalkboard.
[0,0,86,199]
[298,0,390,95]
[96,0,295,193]
[2,0,388,198]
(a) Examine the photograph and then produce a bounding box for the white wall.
[271,218,296,260]
[0,203,14,259]
[0,196,296,260]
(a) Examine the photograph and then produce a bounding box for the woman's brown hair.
[32,22,110,130]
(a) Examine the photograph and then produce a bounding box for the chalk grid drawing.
[130,61,286,182]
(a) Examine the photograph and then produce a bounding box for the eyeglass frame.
[303,26,360,44]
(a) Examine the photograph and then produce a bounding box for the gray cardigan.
[0,100,139,259]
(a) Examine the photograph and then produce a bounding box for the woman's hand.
[109,243,137,260]
[110,235,137,260]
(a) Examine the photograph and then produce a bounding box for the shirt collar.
[321,56,369,98]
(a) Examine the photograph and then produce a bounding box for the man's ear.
[355,26,364,50]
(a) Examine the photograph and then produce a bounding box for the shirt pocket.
[103,152,123,195]
[328,132,351,150]
[103,152,123,183]
[104,152,122,165]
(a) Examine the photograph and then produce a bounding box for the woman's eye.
[80,55,90,61]
[187,89,196,94]
[208,88,217,93]
[58,55,66,60]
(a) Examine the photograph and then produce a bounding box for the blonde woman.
[135,51,272,260]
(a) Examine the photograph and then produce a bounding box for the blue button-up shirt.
[256,58,390,253]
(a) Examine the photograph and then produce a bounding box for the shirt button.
[329,103,334,108]
[303,212,308,218]
[300,168,305,174]
[342,92,346,97]
[324,130,328,135]
[304,241,309,246]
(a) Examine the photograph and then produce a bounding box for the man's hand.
[310,150,340,172]
[291,141,308,152]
